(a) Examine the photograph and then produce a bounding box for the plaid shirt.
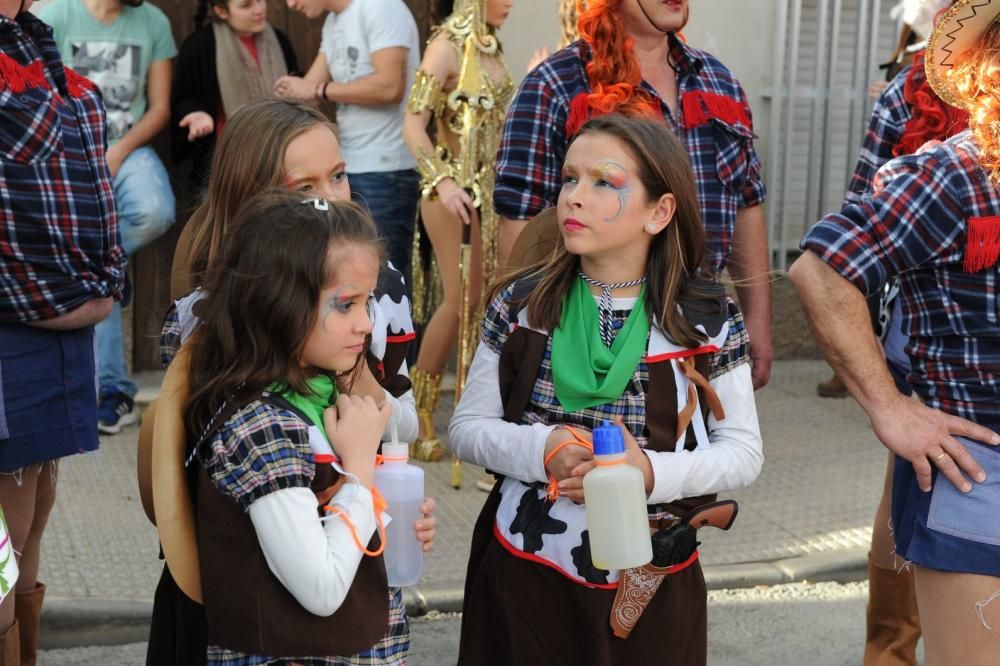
[802,131,1000,422]
[481,284,750,442]
[204,399,409,665]
[0,12,124,322]
[844,66,912,206]
[493,35,767,275]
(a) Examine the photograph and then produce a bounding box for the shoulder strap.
[498,273,547,423]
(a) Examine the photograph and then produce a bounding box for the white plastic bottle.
[583,421,653,570]
[373,439,425,587]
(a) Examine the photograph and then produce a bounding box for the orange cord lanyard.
[323,483,388,557]
[543,425,594,501]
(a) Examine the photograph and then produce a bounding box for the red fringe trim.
[0,53,49,94]
[681,91,751,130]
[965,216,1000,273]
[64,67,96,98]
[565,91,593,137]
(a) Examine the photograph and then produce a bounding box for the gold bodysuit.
[407,0,514,306]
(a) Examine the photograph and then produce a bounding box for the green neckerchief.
[550,277,650,412]
[268,374,338,434]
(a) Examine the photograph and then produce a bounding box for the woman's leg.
[915,565,1000,665]
[411,200,482,460]
[864,451,920,665]
[415,200,484,374]
[0,462,57,665]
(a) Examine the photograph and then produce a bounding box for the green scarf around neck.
[550,277,650,412]
[269,374,338,434]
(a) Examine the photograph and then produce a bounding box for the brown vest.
[195,396,389,658]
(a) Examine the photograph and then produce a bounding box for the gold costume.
[406,0,512,475]
[408,0,513,317]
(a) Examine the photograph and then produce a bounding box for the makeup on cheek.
[596,162,632,223]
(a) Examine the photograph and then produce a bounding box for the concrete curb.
[39,547,867,650]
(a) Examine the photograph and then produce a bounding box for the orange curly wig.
[573,0,660,126]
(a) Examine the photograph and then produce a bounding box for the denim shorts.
[892,432,1000,576]
[0,324,99,471]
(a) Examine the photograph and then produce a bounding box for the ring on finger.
[934,451,947,461]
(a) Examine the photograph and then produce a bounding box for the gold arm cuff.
[416,147,454,199]
[407,70,447,116]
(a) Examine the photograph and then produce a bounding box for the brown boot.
[817,372,848,398]
[0,620,19,666]
[411,368,445,462]
[14,582,45,666]
[863,557,921,666]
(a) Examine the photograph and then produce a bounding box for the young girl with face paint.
[449,114,762,664]
[182,190,406,665]
[148,100,433,666]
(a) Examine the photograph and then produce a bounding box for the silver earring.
[646,223,657,232]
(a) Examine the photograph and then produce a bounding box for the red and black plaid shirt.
[494,35,767,276]
[803,132,1000,422]
[0,12,124,323]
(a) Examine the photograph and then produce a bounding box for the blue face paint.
[595,161,631,223]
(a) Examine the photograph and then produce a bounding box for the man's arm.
[498,217,530,271]
[106,58,172,177]
[276,48,408,106]
[728,204,772,390]
[788,250,997,493]
[321,47,408,106]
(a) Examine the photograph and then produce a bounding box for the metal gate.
[765,0,900,270]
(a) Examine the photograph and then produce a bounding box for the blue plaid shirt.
[844,66,913,206]
[0,12,124,323]
[802,131,1000,422]
[493,35,767,276]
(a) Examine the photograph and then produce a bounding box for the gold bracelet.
[415,147,453,199]
[407,70,446,116]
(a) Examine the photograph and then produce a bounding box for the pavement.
[35,359,888,649]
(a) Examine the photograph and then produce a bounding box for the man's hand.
[870,395,999,493]
[274,75,317,102]
[179,111,214,141]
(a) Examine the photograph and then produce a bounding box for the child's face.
[557,131,673,262]
[283,125,351,203]
[214,0,267,36]
[301,244,379,373]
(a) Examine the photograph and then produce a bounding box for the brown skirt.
[458,489,707,666]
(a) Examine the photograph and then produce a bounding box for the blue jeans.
[349,170,419,281]
[95,145,175,397]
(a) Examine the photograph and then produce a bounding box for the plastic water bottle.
[583,421,653,570]
[373,432,424,587]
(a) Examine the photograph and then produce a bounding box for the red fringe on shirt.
[965,216,1000,273]
[681,91,751,130]
[0,52,48,94]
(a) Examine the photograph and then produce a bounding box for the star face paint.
[595,161,632,223]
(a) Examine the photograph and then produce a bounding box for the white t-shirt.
[320,0,419,173]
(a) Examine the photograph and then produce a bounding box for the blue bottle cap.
[592,421,625,456]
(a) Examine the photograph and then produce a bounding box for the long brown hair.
[497,114,712,348]
[188,100,335,288]
[186,190,382,436]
